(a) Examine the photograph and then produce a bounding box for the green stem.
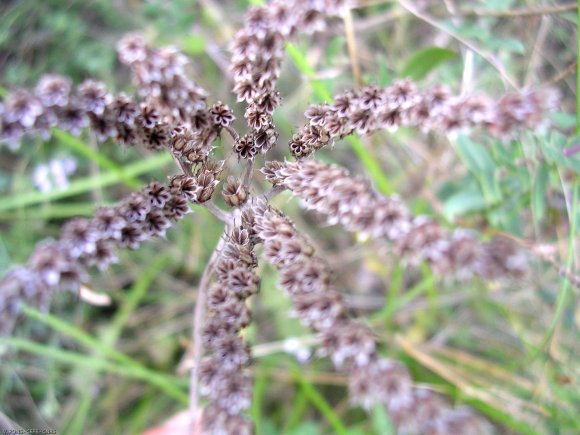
[1,338,188,403]
[291,366,348,435]
[52,129,142,189]
[0,153,172,212]
[528,177,578,362]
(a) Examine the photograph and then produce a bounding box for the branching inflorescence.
[289,81,558,158]
[249,200,491,434]
[0,0,563,434]
[262,159,527,280]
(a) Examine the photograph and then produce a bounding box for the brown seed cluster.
[221,177,248,208]
[0,176,194,335]
[263,159,527,280]
[117,34,207,123]
[290,81,559,158]
[200,225,259,434]
[0,0,563,431]
[229,0,351,159]
[1,38,236,179]
[250,200,491,434]
[118,36,240,168]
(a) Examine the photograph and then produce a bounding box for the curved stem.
[189,232,228,432]
[224,125,240,142]
[203,201,233,224]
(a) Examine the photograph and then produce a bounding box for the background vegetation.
[0,0,579,434]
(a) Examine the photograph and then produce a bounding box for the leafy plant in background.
[0,0,578,434]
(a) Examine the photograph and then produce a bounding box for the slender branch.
[224,125,240,142]
[171,152,193,177]
[353,9,406,33]
[203,201,233,224]
[242,159,254,190]
[457,2,577,18]
[189,232,228,432]
[397,0,520,89]
[545,60,577,86]
[354,0,577,18]
[524,15,550,87]
[259,185,286,202]
[252,335,319,358]
[343,8,363,88]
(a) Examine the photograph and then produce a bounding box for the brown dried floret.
[222,177,248,207]
[234,134,257,160]
[210,101,235,127]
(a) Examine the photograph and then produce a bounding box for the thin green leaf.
[291,365,348,435]
[0,202,112,221]
[52,129,142,189]
[529,176,579,362]
[102,255,172,346]
[444,184,488,220]
[371,405,395,435]
[401,47,456,80]
[0,153,172,212]
[181,34,206,55]
[531,164,549,222]
[1,338,188,404]
[251,364,269,435]
[455,135,502,204]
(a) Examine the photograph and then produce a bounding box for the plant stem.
[398,0,520,89]
[203,201,233,224]
[224,124,240,142]
[189,232,227,432]
[242,159,254,190]
[343,8,362,88]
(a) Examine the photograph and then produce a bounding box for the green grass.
[0,153,172,212]
[1,0,578,433]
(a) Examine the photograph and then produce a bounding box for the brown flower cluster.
[0,0,564,432]
[200,225,259,434]
[263,159,527,280]
[250,200,491,434]
[230,0,352,159]
[0,176,195,335]
[0,37,236,178]
[117,34,238,165]
[289,81,559,158]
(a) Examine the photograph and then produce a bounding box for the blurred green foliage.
[0,0,579,434]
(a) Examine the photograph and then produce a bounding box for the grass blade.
[291,364,348,435]
[1,338,188,403]
[0,153,172,212]
[52,129,142,189]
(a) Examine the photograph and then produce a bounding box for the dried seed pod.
[244,105,271,130]
[252,202,490,434]
[200,221,259,433]
[78,80,111,116]
[169,174,200,201]
[195,171,220,204]
[262,159,526,281]
[144,181,172,208]
[222,177,248,207]
[35,75,71,108]
[210,101,235,127]
[234,134,257,160]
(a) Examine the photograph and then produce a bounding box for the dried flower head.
[222,176,248,207]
